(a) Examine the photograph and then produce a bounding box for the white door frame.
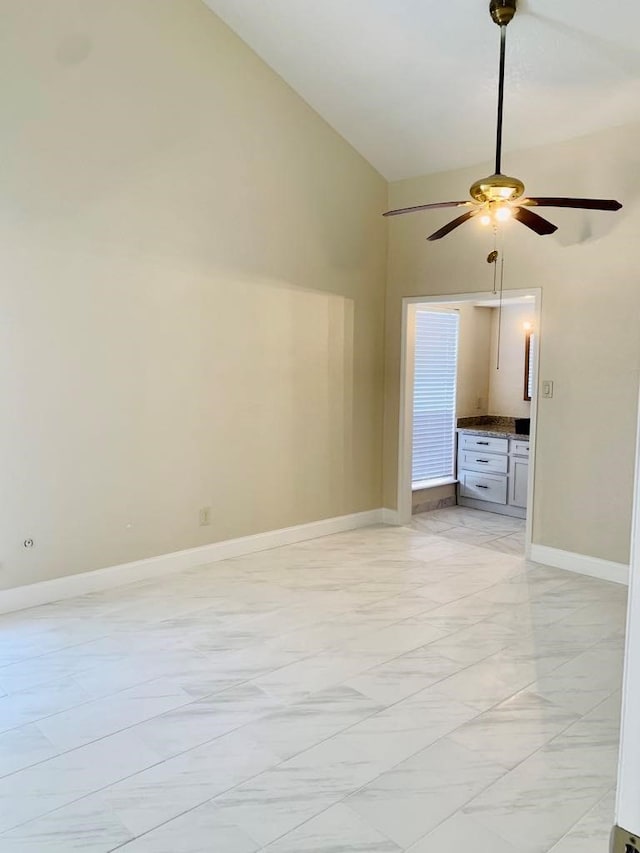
[397,287,542,558]
[615,383,640,840]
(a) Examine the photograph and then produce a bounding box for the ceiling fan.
[383,0,623,241]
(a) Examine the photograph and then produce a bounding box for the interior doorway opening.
[397,288,541,557]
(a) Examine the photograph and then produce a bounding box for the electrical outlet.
[199,507,212,527]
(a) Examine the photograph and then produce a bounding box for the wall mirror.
[524,330,535,401]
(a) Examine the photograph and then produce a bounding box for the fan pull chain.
[486,228,504,369]
[496,231,506,370]
[492,229,498,294]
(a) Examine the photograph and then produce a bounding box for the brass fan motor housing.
[469,173,525,204]
[490,0,517,26]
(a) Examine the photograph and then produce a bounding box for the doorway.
[396,288,541,557]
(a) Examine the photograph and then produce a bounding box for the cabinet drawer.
[458,471,508,504]
[458,449,508,475]
[459,434,508,454]
[511,440,530,457]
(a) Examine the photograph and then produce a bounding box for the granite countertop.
[456,417,530,441]
[456,425,530,440]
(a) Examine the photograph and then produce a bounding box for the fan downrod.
[490,0,517,26]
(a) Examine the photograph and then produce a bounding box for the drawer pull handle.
[476,459,490,463]
[477,485,489,489]
[477,441,490,445]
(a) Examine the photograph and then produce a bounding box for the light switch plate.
[611,825,640,853]
[541,380,554,398]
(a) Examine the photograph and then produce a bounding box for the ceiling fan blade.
[427,210,477,241]
[383,201,471,218]
[513,206,558,236]
[524,197,622,211]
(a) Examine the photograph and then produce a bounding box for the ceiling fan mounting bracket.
[490,0,517,27]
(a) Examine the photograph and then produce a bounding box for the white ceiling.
[203,0,640,180]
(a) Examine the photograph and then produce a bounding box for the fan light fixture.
[383,0,623,241]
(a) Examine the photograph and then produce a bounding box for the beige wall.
[0,0,387,590]
[488,304,535,418]
[456,305,493,418]
[384,123,640,564]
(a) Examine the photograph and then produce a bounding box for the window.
[412,308,460,488]
[524,331,535,401]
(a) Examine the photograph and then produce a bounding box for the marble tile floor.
[412,506,527,556]
[0,507,626,852]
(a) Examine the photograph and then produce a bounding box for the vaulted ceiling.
[203,0,640,180]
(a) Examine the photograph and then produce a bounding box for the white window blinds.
[527,334,536,400]
[412,309,460,487]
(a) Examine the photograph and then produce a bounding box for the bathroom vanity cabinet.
[457,429,529,518]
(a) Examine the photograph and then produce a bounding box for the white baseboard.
[530,543,629,586]
[0,509,384,615]
[381,508,402,525]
